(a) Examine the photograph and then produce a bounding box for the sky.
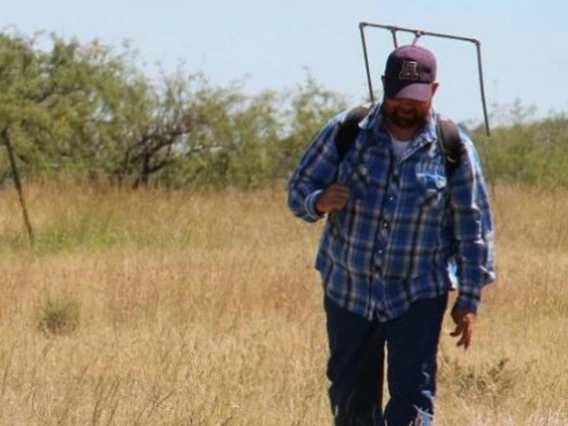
[2,0,567,126]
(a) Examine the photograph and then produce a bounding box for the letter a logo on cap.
[399,61,420,81]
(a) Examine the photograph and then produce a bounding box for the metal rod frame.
[2,128,34,246]
[359,22,491,136]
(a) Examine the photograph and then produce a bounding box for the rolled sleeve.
[305,189,325,220]
[287,114,344,223]
[455,288,481,313]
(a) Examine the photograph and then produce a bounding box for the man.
[287,44,495,426]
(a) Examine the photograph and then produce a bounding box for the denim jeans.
[324,293,448,426]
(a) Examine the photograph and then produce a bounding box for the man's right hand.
[315,184,351,214]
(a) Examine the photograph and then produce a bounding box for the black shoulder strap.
[335,107,463,178]
[334,104,371,162]
[437,115,462,179]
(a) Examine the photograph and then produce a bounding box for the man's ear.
[432,82,440,96]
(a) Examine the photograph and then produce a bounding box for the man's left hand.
[450,305,476,350]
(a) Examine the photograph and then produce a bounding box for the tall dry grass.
[0,182,567,425]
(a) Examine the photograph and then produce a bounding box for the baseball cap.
[383,45,437,101]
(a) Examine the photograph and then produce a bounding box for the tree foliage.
[0,30,567,190]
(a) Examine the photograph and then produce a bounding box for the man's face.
[383,97,431,129]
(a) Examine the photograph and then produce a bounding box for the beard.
[385,107,427,128]
[382,97,431,129]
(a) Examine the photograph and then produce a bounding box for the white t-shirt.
[390,135,411,159]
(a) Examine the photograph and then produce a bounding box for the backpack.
[335,104,462,178]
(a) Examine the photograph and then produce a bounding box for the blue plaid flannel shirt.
[287,103,496,321]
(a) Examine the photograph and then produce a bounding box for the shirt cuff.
[455,291,481,314]
[305,189,325,221]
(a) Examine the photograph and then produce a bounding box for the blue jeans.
[324,293,448,426]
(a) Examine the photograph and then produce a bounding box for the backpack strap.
[334,104,371,162]
[334,106,463,179]
[436,115,462,179]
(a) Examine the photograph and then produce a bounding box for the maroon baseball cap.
[383,45,437,101]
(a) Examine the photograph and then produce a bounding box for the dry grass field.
[0,182,567,425]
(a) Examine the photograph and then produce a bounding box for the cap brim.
[393,83,433,101]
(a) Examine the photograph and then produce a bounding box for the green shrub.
[38,297,81,335]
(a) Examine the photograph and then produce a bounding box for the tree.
[0,30,347,190]
[274,73,348,180]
